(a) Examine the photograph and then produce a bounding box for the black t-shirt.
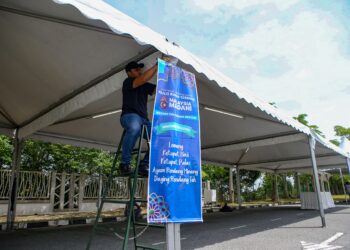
[121,77,156,119]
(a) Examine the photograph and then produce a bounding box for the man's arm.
[132,63,157,88]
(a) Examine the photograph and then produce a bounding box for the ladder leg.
[108,130,126,184]
[144,124,150,147]
[123,125,146,250]
[86,130,126,250]
[132,195,138,249]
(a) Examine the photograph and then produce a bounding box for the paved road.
[1,205,349,250]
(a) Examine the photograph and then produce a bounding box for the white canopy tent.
[1,0,349,230]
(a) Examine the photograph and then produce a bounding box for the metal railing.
[0,170,11,199]
[0,170,147,204]
[84,175,146,199]
[0,170,51,200]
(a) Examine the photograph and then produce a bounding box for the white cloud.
[191,0,300,11]
[209,11,350,138]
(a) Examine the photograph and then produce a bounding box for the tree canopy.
[0,135,113,174]
[293,113,324,136]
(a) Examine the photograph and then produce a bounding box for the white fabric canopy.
[0,0,349,173]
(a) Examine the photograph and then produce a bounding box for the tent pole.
[320,173,326,192]
[326,177,331,192]
[338,168,348,204]
[295,172,301,198]
[346,158,350,176]
[308,135,326,227]
[6,130,23,230]
[229,167,234,203]
[235,165,242,209]
[274,171,279,204]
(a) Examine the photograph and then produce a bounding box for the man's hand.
[133,63,157,88]
[161,54,172,62]
[132,55,178,88]
[161,54,178,65]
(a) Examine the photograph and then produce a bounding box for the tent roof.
[0,0,349,173]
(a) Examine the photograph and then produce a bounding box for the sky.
[105,0,350,140]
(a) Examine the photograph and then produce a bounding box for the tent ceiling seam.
[235,148,250,166]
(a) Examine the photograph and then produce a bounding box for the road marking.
[152,237,186,246]
[230,225,247,230]
[270,218,281,221]
[321,233,344,245]
[300,232,344,250]
[152,241,165,246]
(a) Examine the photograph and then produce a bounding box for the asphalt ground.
[1,205,349,250]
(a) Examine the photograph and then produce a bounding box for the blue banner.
[147,59,202,223]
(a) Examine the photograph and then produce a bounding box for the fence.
[0,170,147,213]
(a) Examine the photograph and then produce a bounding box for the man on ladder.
[119,57,169,176]
[87,56,180,249]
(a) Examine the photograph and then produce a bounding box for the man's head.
[125,61,144,78]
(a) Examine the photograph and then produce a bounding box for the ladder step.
[135,198,147,203]
[136,244,162,250]
[134,222,165,229]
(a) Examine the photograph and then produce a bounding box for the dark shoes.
[119,162,149,177]
[138,162,149,177]
[119,163,132,176]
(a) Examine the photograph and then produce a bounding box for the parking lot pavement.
[0,205,349,250]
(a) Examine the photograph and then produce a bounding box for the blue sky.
[105,0,350,139]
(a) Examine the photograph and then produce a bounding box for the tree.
[282,174,290,198]
[202,164,229,202]
[238,169,261,201]
[334,125,350,139]
[293,114,324,136]
[201,165,261,202]
[0,135,13,168]
[0,135,114,174]
[330,125,350,146]
[269,102,277,108]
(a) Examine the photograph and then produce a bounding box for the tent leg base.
[321,217,326,228]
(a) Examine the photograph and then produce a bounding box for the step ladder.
[86,124,165,250]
